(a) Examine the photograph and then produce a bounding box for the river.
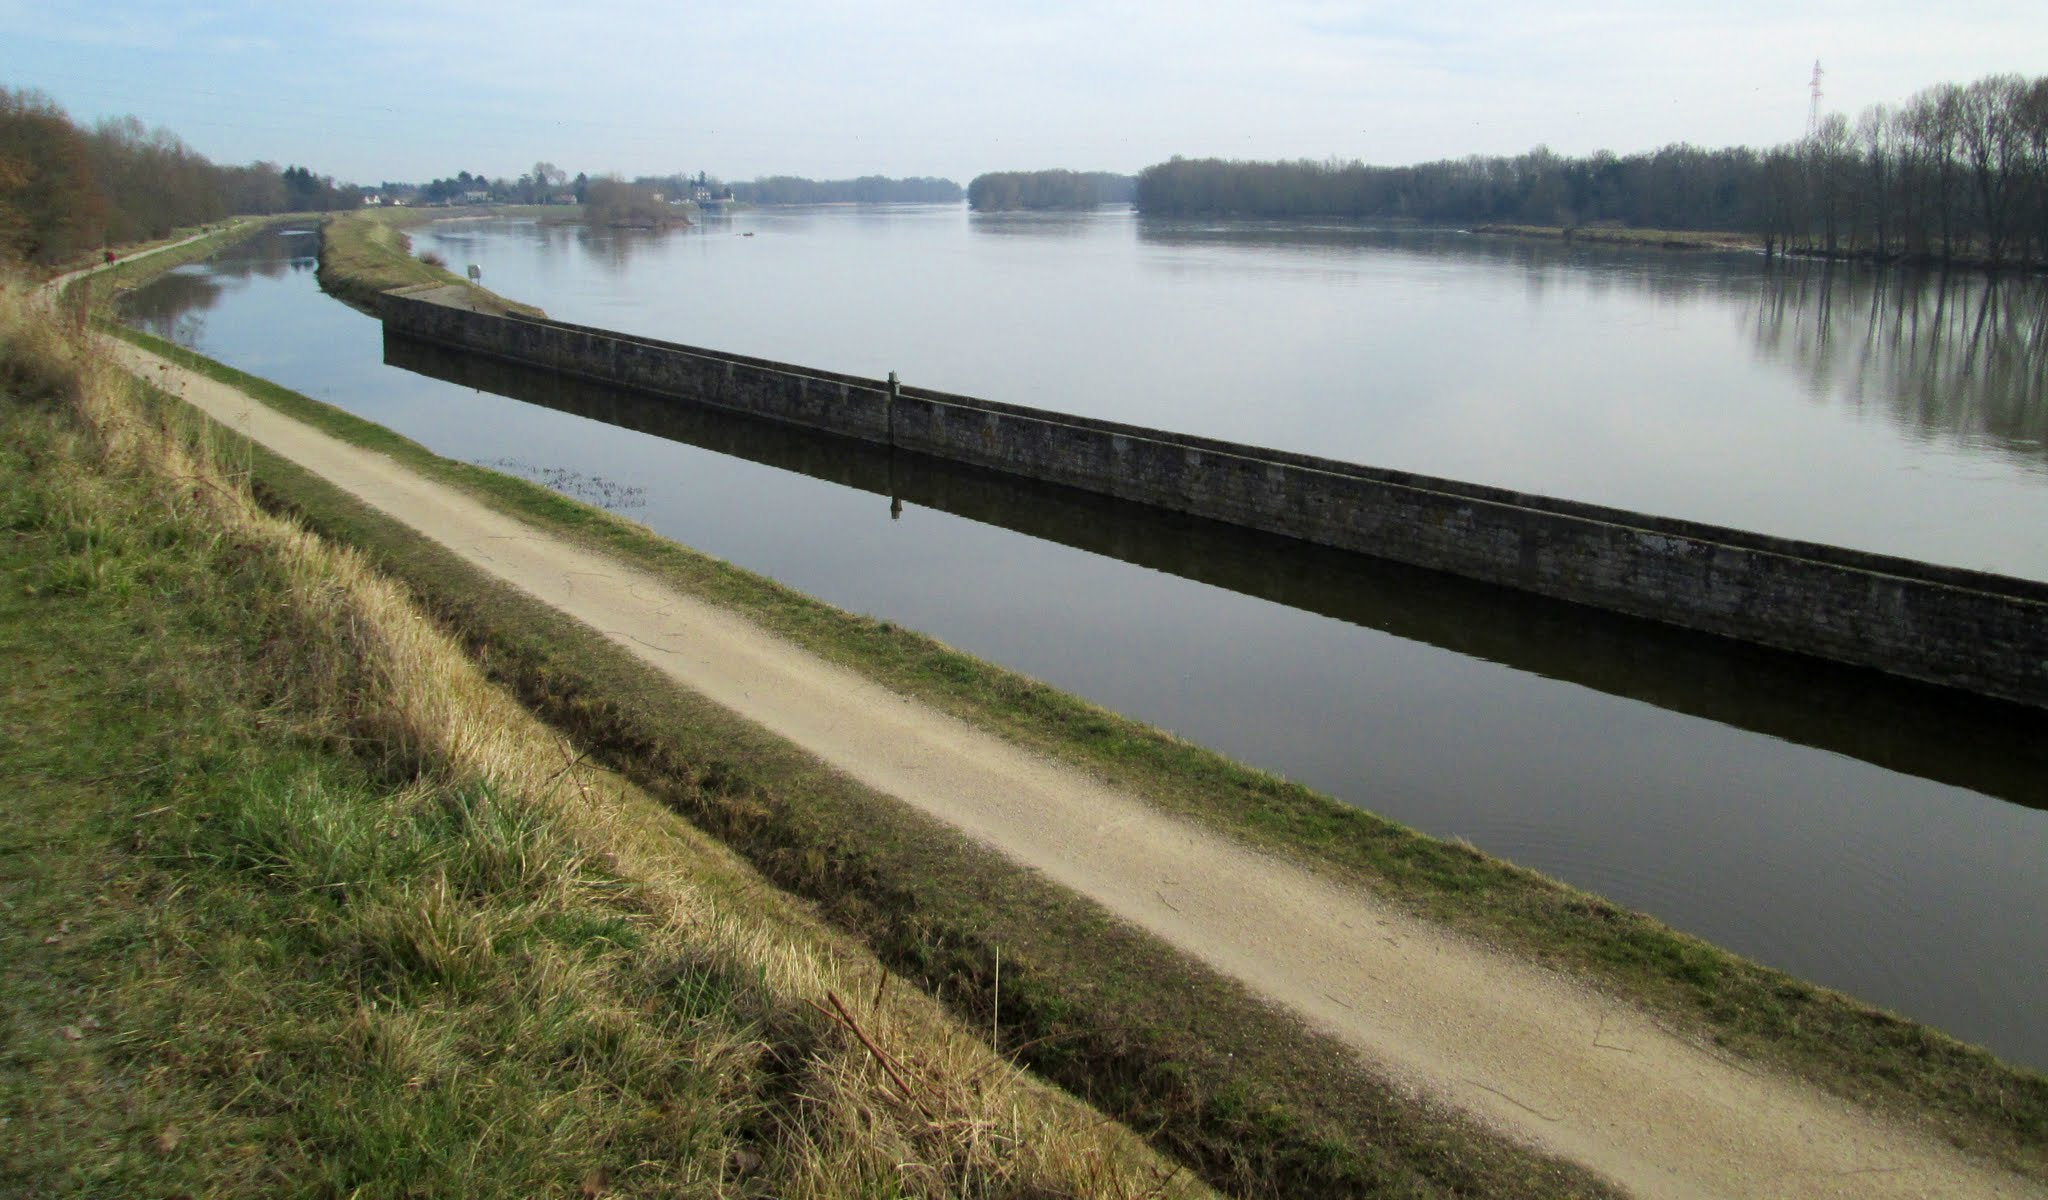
[120,210,2048,1069]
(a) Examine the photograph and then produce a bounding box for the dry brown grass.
[262,506,1201,1199]
[3,272,1207,1198]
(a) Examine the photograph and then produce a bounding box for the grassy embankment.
[99,215,2048,1192]
[2,279,1215,1197]
[38,220,248,283]
[314,207,544,318]
[1471,223,1763,252]
[110,218,1626,1199]
[59,217,287,318]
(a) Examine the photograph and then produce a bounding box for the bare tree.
[1904,84,1967,259]
[1803,113,1855,253]
[2021,78,2048,262]
[1957,75,2028,265]
[1856,105,1897,257]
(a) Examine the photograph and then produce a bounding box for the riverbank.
[49,217,287,320]
[109,310,1621,1200]
[1,271,1202,1197]
[316,208,543,319]
[1472,223,2048,272]
[1471,223,1762,252]
[1776,243,2048,272]
[38,220,252,283]
[70,223,2043,1194]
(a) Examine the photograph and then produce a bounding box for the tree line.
[967,170,1137,211]
[1,87,357,264]
[1134,73,2048,267]
[429,169,964,228]
[581,176,685,228]
[722,175,961,205]
[385,170,962,208]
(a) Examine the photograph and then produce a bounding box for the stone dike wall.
[382,289,2048,709]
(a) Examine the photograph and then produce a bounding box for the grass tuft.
[94,300,2048,1184]
[1,270,1207,1199]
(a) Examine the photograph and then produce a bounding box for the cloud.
[7,0,2045,183]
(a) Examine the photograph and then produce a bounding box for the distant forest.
[724,175,962,205]
[1135,73,2048,267]
[14,69,2045,269]
[391,171,961,208]
[968,170,1138,211]
[1,87,356,264]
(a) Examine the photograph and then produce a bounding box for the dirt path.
[113,340,2044,1200]
[45,227,224,296]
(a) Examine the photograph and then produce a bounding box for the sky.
[3,1,2043,187]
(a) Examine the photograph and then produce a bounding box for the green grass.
[316,209,544,318]
[39,219,284,335]
[38,221,232,281]
[5,287,1200,1199]
[104,318,2048,1183]
[227,403,1624,1200]
[0,394,726,1196]
[85,219,277,296]
[88,345,1631,1192]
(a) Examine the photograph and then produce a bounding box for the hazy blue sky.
[4,1,2042,185]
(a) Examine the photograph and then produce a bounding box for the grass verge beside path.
[53,217,286,322]
[247,432,1630,1199]
[98,321,2048,1184]
[5,281,1204,1198]
[39,221,240,282]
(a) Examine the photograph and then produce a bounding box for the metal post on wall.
[886,370,899,446]
[887,370,902,519]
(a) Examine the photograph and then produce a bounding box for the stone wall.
[381,289,2048,709]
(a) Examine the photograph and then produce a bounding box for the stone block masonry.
[381,288,2048,710]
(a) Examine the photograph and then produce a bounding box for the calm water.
[123,215,2048,1069]
[423,206,2048,579]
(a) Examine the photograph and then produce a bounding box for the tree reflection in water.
[1748,263,2048,466]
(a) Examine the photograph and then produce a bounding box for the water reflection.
[209,222,318,279]
[119,223,320,343]
[119,268,222,345]
[1128,218,2048,470]
[116,218,2048,1070]
[569,225,677,274]
[1750,264,2048,467]
[967,210,1104,238]
[423,217,686,276]
[1132,218,1752,300]
[385,331,2048,813]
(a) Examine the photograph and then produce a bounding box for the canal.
[121,211,2048,1068]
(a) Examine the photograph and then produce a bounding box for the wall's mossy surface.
[381,293,2048,708]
